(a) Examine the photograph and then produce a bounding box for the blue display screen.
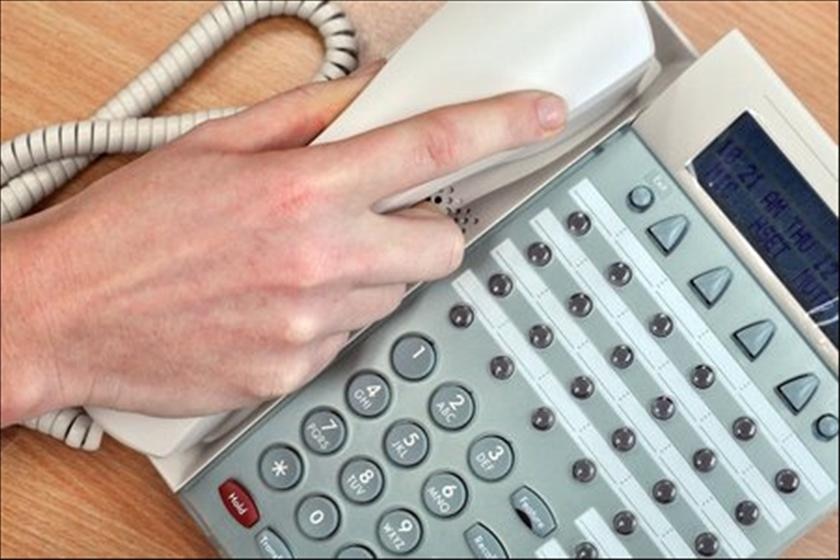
[692,112,838,348]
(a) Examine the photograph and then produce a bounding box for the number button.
[429,384,475,430]
[377,509,423,555]
[340,458,384,504]
[346,371,391,418]
[384,421,430,467]
[259,445,303,490]
[296,495,340,540]
[302,409,347,455]
[391,335,436,380]
[468,435,514,481]
[422,472,468,518]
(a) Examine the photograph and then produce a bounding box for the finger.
[350,211,465,285]
[196,59,385,153]
[304,90,566,202]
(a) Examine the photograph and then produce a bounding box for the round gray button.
[695,532,719,557]
[692,364,715,389]
[574,541,599,558]
[775,469,799,494]
[610,345,634,369]
[429,384,475,430]
[340,458,384,504]
[384,421,429,467]
[529,324,554,349]
[612,427,636,451]
[531,407,555,431]
[391,335,436,380]
[607,262,633,287]
[735,500,760,526]
[653,479,677,504]
[302,409,347,455]
[815,414,839,440]
[572,458,597,483]
[649,313,674,338]
[732,416,757,441]
[527,242,552,266]
[422,471,468,518]
[571,375,595,399]
[346,371,391,418]
[651,396,676,420]
[259,445,303,490]
[628,185,655,212]
[489,355,515,380]
[488,273,513,297]
[693,448,717,473]
[567,211,592,236]
[468,435,514,481]
[613,511,637,535]
[449,304,474,329]
[568,293,593,317]
[336,545,376,558]
[297,495,340,540]
[378,509,422,555]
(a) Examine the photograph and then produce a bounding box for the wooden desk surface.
[1,1,837,557]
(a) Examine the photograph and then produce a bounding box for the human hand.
[0,63,566,425]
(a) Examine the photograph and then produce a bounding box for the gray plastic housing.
[180,128,838,558]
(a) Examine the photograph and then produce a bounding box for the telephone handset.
[2,1,657,456]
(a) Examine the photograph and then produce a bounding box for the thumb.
[202,59,385,153]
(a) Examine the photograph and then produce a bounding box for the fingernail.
[355,58,386,77]
[536,94,566,130]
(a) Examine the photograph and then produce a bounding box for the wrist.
[1,212,86,425]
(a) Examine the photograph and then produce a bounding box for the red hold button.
[219,479,260,528]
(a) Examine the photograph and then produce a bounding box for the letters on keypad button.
[510,486,556,538]
[776,373,819,414]
[384,421,429,467]
[378,509,422,555]
[647,215,689,255]
[464,523,508,559]
[690,267,732,307]
[468,435,514,481]
[733,320,775,360]
[340,458,384,504]
[302,409,346,455]
[346,371,391,418]
[429,384,475,430]
[422,472,468,518]
[255,527,293,559]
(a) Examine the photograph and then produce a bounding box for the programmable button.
[691,364,716,389]
[628,185,655,212]
[489,355,515,380]
[450,304,475,329]
[346,371,391,418]
[574,542,599,558]
[256,527,293,559]
[219,479,260,528]
[690,267,733,307]
[302,409,347,455]
[336,545,376,559]
[776,373,820,414]
[572,458,597,483]
[775,469,800,494]
[429,384,475,430]
[693,448,717,473]
[384,421,429,467]
[531,407,555,431]
[510,486,556,538]
[647,214,689,255]
[527,242,553,266]
[259,445,303,490]
[733,320,775,360]
[468,435,514,481]
[422,472,468,518]
[296,495,340,540]
[488,273,514,297]
[610,345,634,369]
[695,532,719,557]
[391,335,436,380]
[529,324,554,349]
[340,458,384,504]
[378,509,422,555]
[464,523,508,559]
[653,479,678,504]
[815,414,839,440]
[571,376,595,399]
[613,510,637,535]
[735,500,760,526]
[607,261,633,287]
[732,417,757,441]
[611,427,636,452]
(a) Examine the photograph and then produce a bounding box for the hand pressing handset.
[0,62,567,438]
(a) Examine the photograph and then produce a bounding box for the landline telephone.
[3,1,838,558]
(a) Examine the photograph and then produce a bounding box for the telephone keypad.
[377,509,422,555]
[346,371,391,418]
[467,436,514,482]
[384,421,429,468]
[429,384,475,431]
[391,335,436,381]
[422,471,468,518]
[296,495,341,540]
[302,409,347,455]
[259,445,303,491]
[340,458,384,504]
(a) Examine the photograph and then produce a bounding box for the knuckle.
[264,171,324,222]
[279,312,320,345]
[416,114,464,170]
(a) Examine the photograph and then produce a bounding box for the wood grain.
[1,1,837,557]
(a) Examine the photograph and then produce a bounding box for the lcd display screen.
[691,112,838,348]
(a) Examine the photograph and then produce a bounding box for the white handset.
[4,1,656,457]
